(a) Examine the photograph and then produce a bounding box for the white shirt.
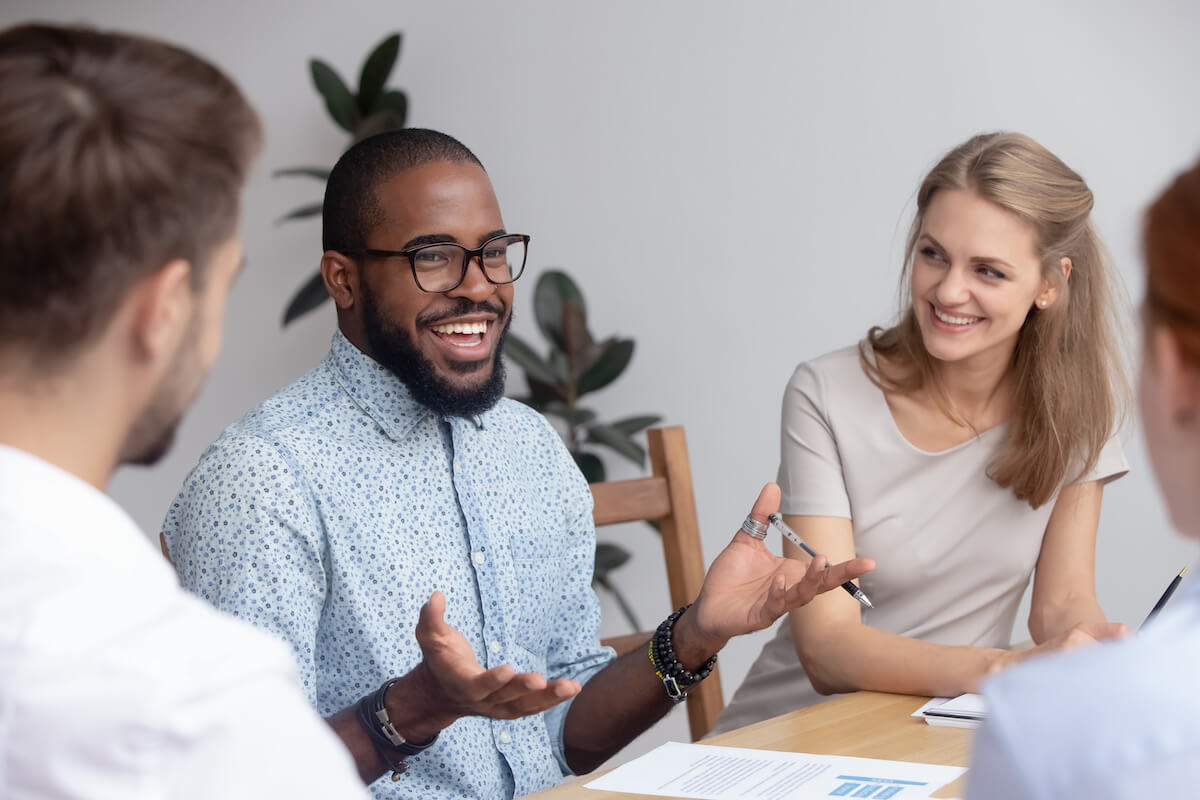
[0,444,367,799]
[968,570,1200,799]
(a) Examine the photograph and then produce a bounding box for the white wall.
[7,0,1200,765]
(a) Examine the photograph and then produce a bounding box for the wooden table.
[523,692,971,798]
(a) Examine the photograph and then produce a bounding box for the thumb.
[416,590,448,642]
[734,482,781,545]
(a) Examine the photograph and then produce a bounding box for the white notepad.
[914,694,987,728]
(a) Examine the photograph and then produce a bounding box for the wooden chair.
[592,425,723,741]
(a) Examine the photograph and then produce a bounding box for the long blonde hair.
[861,132,1129,508]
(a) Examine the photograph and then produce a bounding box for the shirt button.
[489,640,501,653]
[473,551,485,565]
[499,730,511,743]
[453,460,461,474]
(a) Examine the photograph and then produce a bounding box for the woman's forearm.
[793,622,1010,698]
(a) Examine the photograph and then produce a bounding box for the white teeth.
[933,308,979,326]
[431,321,488,335]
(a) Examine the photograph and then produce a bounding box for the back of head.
[322,128,482,253]
[0,24,261,368]
[866,131,1128,507]
[1144,158,1200,362]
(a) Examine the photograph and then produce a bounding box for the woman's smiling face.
[910,188,1056,368]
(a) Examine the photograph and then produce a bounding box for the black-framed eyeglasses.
[348,233,530,293]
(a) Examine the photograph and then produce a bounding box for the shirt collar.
[0,443,149,561]
[326,330,487,441]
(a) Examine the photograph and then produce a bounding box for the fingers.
[821,557,876,588]
[733,483,782,545]
[781,555,875,609]
[479,674,580,719]
[481,670,547,704]
[1084,621,1130,640]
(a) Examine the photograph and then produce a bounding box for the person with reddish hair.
[967,158,1200,798]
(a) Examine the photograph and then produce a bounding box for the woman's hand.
[988,620,1129,676]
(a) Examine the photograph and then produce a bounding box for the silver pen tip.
[859,595,874,609]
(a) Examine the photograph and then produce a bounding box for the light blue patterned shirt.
[163,331,614,799]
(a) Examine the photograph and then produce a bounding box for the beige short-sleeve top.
[714,345,1127,734]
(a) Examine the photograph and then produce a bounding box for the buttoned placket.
[446,416,507,669]
[446,415,522,759]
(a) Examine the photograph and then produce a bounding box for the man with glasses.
[164,128,872,799]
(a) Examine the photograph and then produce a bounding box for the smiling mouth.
[930,303,983,330]
[429,319,490,347]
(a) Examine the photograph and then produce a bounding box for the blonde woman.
[967,154,1200,800]
[715,132,1130,732]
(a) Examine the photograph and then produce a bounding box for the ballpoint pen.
[1140,566,1188,631]
[767,513,874,609]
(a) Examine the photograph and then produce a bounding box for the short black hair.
[322,128,483,252]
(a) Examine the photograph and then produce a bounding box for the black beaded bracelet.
[648,604,717,703]
[355,678,439,782]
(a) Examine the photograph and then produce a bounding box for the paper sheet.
[584,742,966,799]
[917,694,987,728]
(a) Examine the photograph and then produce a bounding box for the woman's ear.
[1035,258,1072,310]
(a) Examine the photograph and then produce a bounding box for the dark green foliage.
[278,33,409,325]
[505,270,664,630]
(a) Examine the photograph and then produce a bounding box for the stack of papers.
[913,694,987,728]
[585,741,966,799]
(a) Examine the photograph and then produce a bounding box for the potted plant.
[276,32,408,326]
[505,270,663,629]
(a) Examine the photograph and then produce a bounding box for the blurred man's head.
[0,24,261,464]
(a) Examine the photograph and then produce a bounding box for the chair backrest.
[590,425,723,741]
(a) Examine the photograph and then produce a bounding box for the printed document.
[584,742,966,799]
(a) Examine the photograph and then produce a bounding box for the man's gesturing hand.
[391,591,581,740]
[675,483,876,659]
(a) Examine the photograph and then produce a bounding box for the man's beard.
[360,287,509,418]
[119,323,202,467]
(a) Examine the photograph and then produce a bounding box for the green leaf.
[276,202,324,224]
[503,333,557,385]
[273,167,331,181]
[310,59,356,132]
[543,401,596,426]
[561,297,592,363]
[357,33,401,114]
[574,451,605,483]
[577,338,634,396]
[612,415,662,436]
[282,272,330,326]
[593,542,631,574]
[534,270,587,353]
[373,89,408,122]
[353,110,406,143]
[526,376,565,405]
[585,423,645,465]
[547,350,570,384]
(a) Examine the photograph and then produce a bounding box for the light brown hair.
[861,132,1129,508]
[0,24,262,363]
[1143,158,1200,362]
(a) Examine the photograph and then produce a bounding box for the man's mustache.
[418,300,507,327]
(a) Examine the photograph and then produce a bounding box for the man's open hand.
[392,591,580,738]
[677,483,875,657]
